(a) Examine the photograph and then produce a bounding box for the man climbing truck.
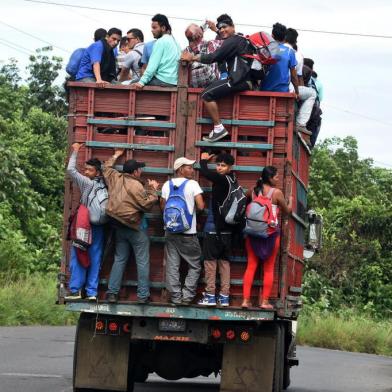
[58,65,322,392]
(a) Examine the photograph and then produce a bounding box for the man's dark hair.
[285,28,298,46]
[217,14,234,26]
[216,152,235,166]
[120,36,128,47]
[127,28,144,42]
[107,27,122,37]
[272,22,287,42]
[152,14,172,33]
[94,28,107,42]
[304,58,314,70]
[86,158,102,173]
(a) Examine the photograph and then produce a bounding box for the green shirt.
[139,34,181,86]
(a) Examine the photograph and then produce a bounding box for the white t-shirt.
[161,178,203,234]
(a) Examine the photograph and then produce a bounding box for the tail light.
[108,321,120,335]
[226,329,236,341]
[95,319,107,334]
[211,328,222,339]
[123,323,130,333]
[240,330,251,342]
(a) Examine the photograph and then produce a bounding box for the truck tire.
[272,323,285,392]
[283,364,290,390]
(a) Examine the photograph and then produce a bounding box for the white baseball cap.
[173,157,196,171]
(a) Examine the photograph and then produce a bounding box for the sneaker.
[181,298,193,306]
[137,297,150,304]
[86,296,97,302]
[198,293,217,306]
[202,128,228,142]
[218,294,230,307]
[107,293,118,303]
[64,291,82,300]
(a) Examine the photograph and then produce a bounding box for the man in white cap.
[160,157,205,304]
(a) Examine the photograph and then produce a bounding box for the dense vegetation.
[0,48,67,279]
[0,49,390,344]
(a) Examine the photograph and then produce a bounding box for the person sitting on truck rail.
[119,28,145,84]
[76,27,122,87]
[260,23,299,97]
[160,157,204,305]
[103,150,159,304]
[184,23,222,88]
[284,28,317,137]
[181,14,253,143]
[197,152,238,307]
[65,143,109,301]
[131,14,181,89]
[241,166,293,310]
[116,36,130,76]
[66,28,107,81]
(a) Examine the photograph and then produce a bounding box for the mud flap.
[73,314,130,391]
[220,324,284,392]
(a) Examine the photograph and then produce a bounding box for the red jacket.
[69,205,92,268]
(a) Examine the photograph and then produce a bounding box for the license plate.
[158,319,186,332]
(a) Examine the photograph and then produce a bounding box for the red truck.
[58,66,321,392]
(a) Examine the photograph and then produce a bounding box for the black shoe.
[202,128,228,142]
[107,293,118,303]
[137,297,150,304]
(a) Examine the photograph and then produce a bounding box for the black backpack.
[218,175,246,225]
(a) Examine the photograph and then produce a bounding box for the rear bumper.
[66,301,275,321]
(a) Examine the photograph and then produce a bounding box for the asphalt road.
[0,326,391,392]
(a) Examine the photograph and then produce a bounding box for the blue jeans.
[107,226,150,299]
[69,224,104,296]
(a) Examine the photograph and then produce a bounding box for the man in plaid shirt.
[184,24,222,88]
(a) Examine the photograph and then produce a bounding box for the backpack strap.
[169,179,188,196]
[266,187,276,199]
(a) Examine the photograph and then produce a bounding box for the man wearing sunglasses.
[181,14,253,142]
[119,28,145,83]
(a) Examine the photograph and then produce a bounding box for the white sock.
[214,123,224,133]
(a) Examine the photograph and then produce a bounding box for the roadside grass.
[297,308,392,356]
[0,273,77,326]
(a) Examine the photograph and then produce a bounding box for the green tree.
[305,137,392,316]
[27,46,67,116]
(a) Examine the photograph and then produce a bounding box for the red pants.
[243,235,280,301]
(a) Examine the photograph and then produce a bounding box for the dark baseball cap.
[123,159,146,173]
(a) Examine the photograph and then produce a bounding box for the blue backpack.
[163,180,193,233]
[66,48,85,78]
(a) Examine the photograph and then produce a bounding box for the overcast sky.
[1,0,391,167]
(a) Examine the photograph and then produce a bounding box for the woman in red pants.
[241,166,292,309]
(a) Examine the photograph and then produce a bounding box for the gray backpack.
[87,179,108,225]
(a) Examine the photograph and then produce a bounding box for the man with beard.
[132,14,181,89]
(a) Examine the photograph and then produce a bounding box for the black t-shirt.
[199,159,234,231]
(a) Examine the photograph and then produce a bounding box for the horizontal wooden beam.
[113,165,173,174]
[195,141,273,150]
[195,163,264,173]
[87,118,176,128]
[86,141,174,152]
[197,118,275,127]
